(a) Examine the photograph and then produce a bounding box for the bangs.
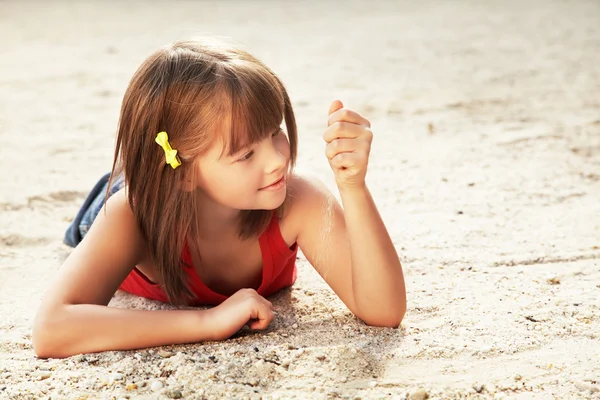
[219,62,285,157]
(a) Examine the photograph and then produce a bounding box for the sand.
[1,0,599,399]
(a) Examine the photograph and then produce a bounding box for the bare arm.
[35,305,216,358]
[33,190,255,358]
[338,184,406,325]
[293,101,406,327]
[293,177,405,327]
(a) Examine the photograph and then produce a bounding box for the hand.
[208,288,274,340]
[324,100,373,190]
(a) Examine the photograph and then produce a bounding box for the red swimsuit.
[118,214,298,305]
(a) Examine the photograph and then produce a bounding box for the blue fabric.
[64,172,125,247]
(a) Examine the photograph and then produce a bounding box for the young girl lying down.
[33,39,406,358]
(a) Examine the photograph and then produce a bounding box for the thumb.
[328,100,344,116]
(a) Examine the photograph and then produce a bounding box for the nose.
[265,138,287,175]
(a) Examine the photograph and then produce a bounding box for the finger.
[323,122,371,143]
[247,320,263,330]
[330,152,365,170]
[325,138,357,160]
[328,108,371,128]
[248,306,273,330]
[328,100,344,116]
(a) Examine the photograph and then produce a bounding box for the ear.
[180,177,196,192]
[178,167,198,192]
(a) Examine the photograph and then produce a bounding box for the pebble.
[111,373,125,381]
[254,359,265,368]
[575,380,599,393]
[292,323,299,329]
[409,389,429,400]
[546,277,561,285]
[281,359,291,368]
[165,389,183,399]
[158,350,175,358]
[34,371,52,380]
[87,356,99,364]
[73,354,87,363]
[150,380,164,392]
[514,374,522,381]
[473,384,485,393]
[249,378,259,387]
[126,383,138,390]
[340,376,348,383]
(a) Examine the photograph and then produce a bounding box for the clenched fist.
[208,288,274,340]
[324,100,373,190]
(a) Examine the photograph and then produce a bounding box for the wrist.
[192,307,220,342]
[337,182,368,197]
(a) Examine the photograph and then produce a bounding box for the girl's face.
[194,128,290,212]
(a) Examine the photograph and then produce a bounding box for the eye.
[237,150,254,162]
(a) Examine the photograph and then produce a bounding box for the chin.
[255,190,288,211]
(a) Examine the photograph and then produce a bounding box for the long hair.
[108,39,298,305]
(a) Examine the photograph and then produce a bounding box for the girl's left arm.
[293,100,406,327]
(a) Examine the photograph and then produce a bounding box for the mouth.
[259,175,286,191]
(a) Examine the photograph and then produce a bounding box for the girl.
[32,39,406,359]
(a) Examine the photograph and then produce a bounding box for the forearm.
[339,184,406,326]
[33,304,214,358]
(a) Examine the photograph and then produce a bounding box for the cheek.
[195,160,227,195]
[203,165,255,197]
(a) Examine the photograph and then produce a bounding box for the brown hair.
[108,39,298,305]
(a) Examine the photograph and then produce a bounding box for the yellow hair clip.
[155,131,181,169]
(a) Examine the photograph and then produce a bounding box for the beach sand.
[1,0,599,398]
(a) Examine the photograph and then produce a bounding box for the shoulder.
[104,188,135,223]
[280,173,340,242]
[98,188,150,260]
[44,187,149,308]
[287,173,335,209]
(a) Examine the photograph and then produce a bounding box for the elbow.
[32,316,55,359]
[359,302,406,329]
[364,310,405,328]
[32,308,69,359]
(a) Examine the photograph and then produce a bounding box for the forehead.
[213,107,283,160]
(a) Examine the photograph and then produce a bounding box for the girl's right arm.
[32,190,273,359]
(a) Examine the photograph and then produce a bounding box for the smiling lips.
[259,175,286,191]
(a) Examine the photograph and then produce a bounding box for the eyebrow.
[223,127,282,159]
